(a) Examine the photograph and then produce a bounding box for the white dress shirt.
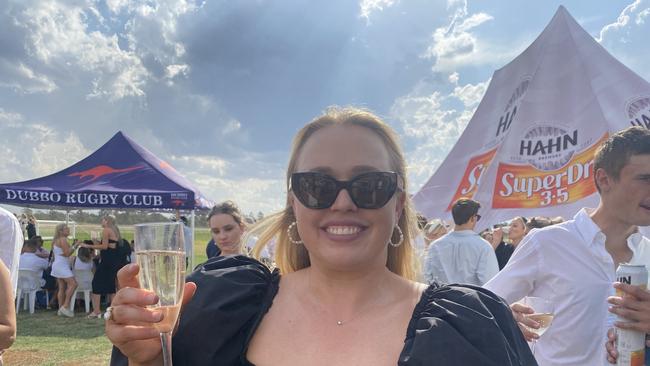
[18,253,49,274]
[423,230,499,286]
[484,208,650,366]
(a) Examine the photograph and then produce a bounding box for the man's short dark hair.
[451,198,481,225]
[593,127,650,192]
[23,239,38,251]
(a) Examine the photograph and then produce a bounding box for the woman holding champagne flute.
[106,107,535,365]
[81,216,121,318]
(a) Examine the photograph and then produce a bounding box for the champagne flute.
[134,222,186,366]
[522,296,555,356]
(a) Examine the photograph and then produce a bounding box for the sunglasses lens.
[292,173,339,209]
[291,172,398,209]
[350,172,397,209]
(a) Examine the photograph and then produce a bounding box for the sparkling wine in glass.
[134,222,186,366]
[522,296,555,356]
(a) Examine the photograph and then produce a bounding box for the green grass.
[3,310,112,365]
[5,226,213,365]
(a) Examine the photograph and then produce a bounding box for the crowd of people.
[0,108,648,366]
[15,216,132,321]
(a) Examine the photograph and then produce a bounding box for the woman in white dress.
[50,224,77,317]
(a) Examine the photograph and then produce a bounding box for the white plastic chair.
[70,269,93,313]
[16,270,44,314]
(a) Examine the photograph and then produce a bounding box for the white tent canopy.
[413,6,650,231]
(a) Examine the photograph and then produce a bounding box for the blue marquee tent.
[0,131,214,210]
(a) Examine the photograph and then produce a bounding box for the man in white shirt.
[19,239,49,278]
[485,126,650,366]
[423,198,499,286]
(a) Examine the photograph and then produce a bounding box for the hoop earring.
[388,225,404,247]
[287,221,303,245]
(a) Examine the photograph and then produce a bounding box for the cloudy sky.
[1,0,649,215]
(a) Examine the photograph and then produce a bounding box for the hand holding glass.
[134,222,186,366]
[522,296,554,355]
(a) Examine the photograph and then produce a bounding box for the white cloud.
[6,0,201,101]
[452,79,489,107]
[391,76,489,191]
[638,8,650,23]
[120,0,200,76]
[165,64,189,81]
[597,0,650,80]
[14,0,149,101]
[31,131,90,176]
[421,0,495,71]
[0,61,57,94]
[597,0,644,42]
[221,119,241,135]
[359,0,397,21]
[170,155,230,176]
[448,71,459,84]
[193,176,286,215]
[0,110,90,182]
[168,150,286,214]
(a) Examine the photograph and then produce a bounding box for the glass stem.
[161,332,173,366]
[531,339,536,356]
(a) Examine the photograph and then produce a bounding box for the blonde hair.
[53,223,69,245]
[249,107,419,280]
[103,215,121,242]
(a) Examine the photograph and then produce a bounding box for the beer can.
[616,264,648,298]
[615,263,648,366]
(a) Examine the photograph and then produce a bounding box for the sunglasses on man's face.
[290,171,400,209]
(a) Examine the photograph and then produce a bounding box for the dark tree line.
[19,207,265,227]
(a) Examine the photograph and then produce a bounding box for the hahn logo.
[68,165,143,182]
[494,77,531,139]
[627,96,650,129]
[519,125,579,171]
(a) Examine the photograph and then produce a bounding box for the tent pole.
[190,210,195,270]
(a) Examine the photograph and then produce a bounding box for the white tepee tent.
[413,6,650,230]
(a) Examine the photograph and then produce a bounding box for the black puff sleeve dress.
[111,256,536,366]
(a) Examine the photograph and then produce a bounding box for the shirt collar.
[574,208,603,246]
[450,230,478,237]
[573,207,645,251]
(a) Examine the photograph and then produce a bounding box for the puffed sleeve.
[398,284,537,366]
[110,255,279,366]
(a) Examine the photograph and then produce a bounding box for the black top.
[205,239,221,259]
[111,256,536,366]
[92,239,120,294]
[495,242,515,270]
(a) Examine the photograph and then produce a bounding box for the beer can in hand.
[615,263,648,366]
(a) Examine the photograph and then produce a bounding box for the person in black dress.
[106,107,536,365]
[80,216,121,318]
[26,215,37,240]
[494,217,528,270]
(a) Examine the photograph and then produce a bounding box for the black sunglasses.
[290,171,400,209]
[475,214,482,222]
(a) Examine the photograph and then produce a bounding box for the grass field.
[4,224,214,365]
[3,311,113,365]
